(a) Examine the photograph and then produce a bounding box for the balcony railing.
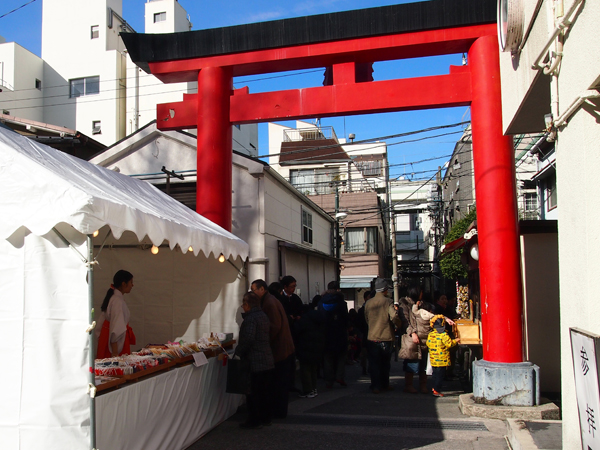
[283,126,338,143]
[291,177,384,196]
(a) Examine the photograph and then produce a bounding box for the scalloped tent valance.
[0,128,248,261]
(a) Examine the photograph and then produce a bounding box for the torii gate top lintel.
[122,0,496,81]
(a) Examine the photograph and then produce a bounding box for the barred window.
[302,208,313,245]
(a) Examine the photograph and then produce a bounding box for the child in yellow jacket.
[426,315,460,397]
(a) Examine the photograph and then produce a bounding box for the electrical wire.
[233,69,324,85]
[343,172,439,227]
[1,65,321,97]
[257,121,470,159]
[0,0,38,19]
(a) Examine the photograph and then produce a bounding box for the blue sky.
[0,0,470,179]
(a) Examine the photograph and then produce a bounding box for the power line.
[0,0,38,19]
[343,172,439,227]
[233,69,324,85]
[258,121,469,159]
[277,130,465,165]
[2,66,321,98]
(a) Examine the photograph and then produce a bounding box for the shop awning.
[0,128,249,261]
[340,276,373,288]
[440,226,477,259]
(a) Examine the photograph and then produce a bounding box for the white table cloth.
[97,357,243,450]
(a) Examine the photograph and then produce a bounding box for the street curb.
[506,419,562,450]
[459,394,560,420]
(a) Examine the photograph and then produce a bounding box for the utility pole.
[386,152,399,304]
[335,183,340,260]
[161,166,184,195]
[391,209,399,304]
[334,182,342,283]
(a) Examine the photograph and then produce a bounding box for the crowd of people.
[234,275,461,429]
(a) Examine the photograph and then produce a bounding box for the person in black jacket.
[281,275,304,320]
[318,281,349,388]
[294,304,326,398]
[235,291,274,429]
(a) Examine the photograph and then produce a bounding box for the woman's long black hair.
[407,285,421,302]
[101,270,133,312]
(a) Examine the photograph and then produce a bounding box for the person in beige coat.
[364,278,402,393]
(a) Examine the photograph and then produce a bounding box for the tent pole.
[87,234,97,450]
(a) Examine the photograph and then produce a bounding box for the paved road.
[186,358,509,450]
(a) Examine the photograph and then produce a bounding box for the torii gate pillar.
[197,66,233,231]
[469,36,538,406]
[470,36,523,363]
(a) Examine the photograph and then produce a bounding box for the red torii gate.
[122,8,522,366]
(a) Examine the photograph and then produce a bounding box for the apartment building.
[0,0,257,154]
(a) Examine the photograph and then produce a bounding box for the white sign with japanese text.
[571,328,600,450]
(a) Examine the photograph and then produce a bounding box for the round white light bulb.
[151,245,159,255]
[470,244,479,261]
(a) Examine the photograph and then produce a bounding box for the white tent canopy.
[0,128,248,450]
[0,128,249,261]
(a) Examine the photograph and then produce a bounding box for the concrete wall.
[558,107,600,448]
[144,0,191,34]
[41,0,126,145]
[499,0,553,133]
[0,43,44,122]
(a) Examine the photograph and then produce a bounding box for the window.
[70,76,100,97]
[290,168,341,195]
[546,173,557,210]
[344,227,378,254]
[91,25,99,39]
[524,192,537,211]
[92,120,101,135]
[355,159,382,177]
[35,79,41,90]
[302,208,313,245]
[154,12,166,23]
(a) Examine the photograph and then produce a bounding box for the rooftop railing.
[283,126,338,143]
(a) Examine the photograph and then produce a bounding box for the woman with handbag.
[398,285,427,393]
[235,291,274,429]
[96,270,136,359]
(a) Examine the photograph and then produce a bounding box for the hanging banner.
[570,327,600,449]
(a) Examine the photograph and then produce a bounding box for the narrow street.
[187,359,509,450]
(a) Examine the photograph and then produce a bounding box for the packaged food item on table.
[94,354,170,376]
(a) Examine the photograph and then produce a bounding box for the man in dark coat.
[318,280,348,388]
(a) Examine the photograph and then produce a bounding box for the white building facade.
[498,0,599,447]
[0,0,257,154]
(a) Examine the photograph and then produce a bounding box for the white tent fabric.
[0,128,249,261]
[0,127,249,449]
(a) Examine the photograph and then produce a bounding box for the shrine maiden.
[96,270,136,358]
